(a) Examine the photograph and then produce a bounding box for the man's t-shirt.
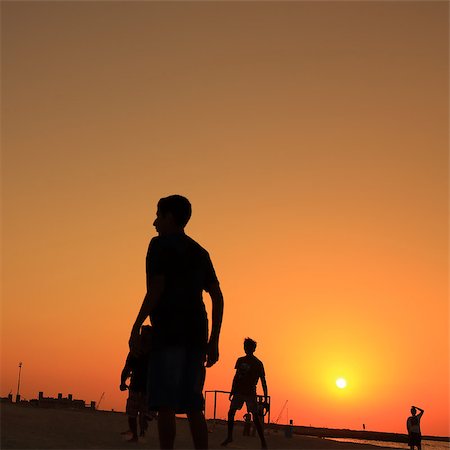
[407,416,422,434]
[146,233,218,348]
[232,355,265,396]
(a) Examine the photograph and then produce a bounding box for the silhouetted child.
[407,406,424,450]
[251,397,269,437]
[222,338,268,449]
[243,412,252,436]
[120,325,153,442]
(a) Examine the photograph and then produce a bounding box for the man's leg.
[139,411,148,437]
[251,421,256,437]
[139,394,149,437]
[187,410,208,449]
[157,408,176,449]
[128,416,138,441]
[221,408,237,446]
[252,413,267,449]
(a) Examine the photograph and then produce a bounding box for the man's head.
[244,337,257,355]
[411,407,417,416]
[153,195,192,235]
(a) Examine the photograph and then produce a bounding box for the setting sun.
[336,378,347,389]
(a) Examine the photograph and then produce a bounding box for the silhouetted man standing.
[222,338,268,449]
[407,406,424,450]
[129,195,224,450]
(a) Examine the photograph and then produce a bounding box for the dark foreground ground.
[1,403,399,449]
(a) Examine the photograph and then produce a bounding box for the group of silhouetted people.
[118,195,271,449]
[118,194,425,450]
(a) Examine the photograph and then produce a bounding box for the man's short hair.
[244,338,257,353]
[157,195,192,228]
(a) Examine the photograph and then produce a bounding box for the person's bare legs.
[252,413,267,449]
[139,411,148,437]
[158,408,176,449]
[187,410,208,449]
[127,416,138,442]
[221,409,237,446]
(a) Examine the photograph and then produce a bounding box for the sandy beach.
[1,403,399,450]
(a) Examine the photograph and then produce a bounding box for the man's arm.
[261,375,268,399]
[260,362,268,399]
[206,281,224,367]
[129,275,165,349]
[228,374,236,400]
[229,359,239,400]
[414,406,425,419]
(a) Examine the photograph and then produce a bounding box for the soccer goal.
[204,390,271,425]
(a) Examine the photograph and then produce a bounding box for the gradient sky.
[2,1,448,436]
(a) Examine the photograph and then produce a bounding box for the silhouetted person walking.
[129,195,224,450]
[221,338,268,449]
[120,325,153,442]
[407,406,424,450]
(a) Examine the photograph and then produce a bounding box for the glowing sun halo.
[336,378,347,389]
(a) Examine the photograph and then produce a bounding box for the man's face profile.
[153,209,174,236]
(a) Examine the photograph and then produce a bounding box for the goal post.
[204,390,271,425]
[204,390,229,423]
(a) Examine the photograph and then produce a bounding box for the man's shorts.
[408,432,422,447]
[148,345,206,414]
[230,393,257,414]
[126,390,148,418]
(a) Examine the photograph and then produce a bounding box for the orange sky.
[2,1,448,436]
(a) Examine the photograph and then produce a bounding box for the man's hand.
[120,383,128,391]
[206,339,219,367]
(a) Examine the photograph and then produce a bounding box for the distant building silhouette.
[32,391,88,409]
[2,391,96,410]
[0,393,13,403]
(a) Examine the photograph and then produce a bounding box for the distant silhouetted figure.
[129,195,224,450]
[120,325,153,442]
[221,338,268,449]
[243,413,252,436]
[407,406,424,450]
[284,419,294,438]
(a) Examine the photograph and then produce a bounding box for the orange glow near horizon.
[2,1,449,437]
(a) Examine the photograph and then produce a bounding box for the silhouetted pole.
[16,362,22,403]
